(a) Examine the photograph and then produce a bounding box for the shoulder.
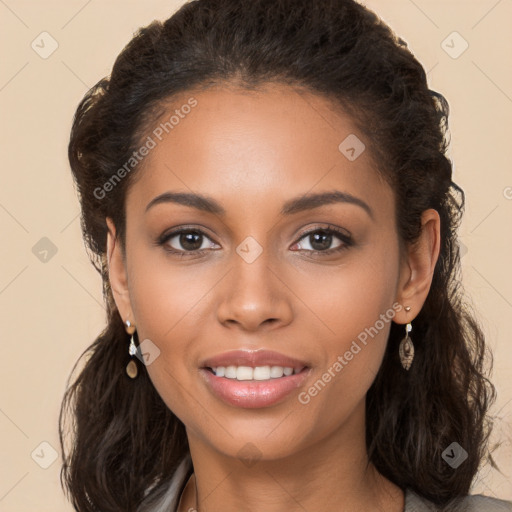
[460,494,512,512]
[405,488,512,512]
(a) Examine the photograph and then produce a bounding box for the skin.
[106,83,440,512]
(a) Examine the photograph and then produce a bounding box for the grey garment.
[142,454,512,512]
[405,488,512,512]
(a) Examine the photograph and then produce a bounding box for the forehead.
[127,83,393,219]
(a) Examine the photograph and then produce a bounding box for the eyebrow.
[145,190,373,219]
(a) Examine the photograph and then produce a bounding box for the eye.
[157,227,219,255]
[156,224,353,258]
[291,226,353,255]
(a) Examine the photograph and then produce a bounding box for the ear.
[106,217,134,324]
[394,208,441,323]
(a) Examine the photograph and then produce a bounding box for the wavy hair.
[59,0,497,510]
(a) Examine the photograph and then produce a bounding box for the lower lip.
[199,368,311,409]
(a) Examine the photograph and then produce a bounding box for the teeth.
[253,366,271,380]
[211,365,301,380]
[237,366,253,380]
[270,366,284,378]
[225,366,237,378]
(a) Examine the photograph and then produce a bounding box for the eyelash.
[156,224,353,258]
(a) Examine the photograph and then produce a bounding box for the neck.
[178,402,404,512]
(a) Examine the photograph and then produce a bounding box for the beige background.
[0,0,511,510]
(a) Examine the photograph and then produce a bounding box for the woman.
[59,0,512,510]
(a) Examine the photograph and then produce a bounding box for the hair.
[59,0,498,510]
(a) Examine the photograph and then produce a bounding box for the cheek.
[292,239,400,417]
[129,260,215,341]
[292,237,400,350]
[126,249,221,419]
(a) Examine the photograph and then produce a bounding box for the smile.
[200,365,311,409]
[208,365,305,380]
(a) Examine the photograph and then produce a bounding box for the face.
[109,83,409,462]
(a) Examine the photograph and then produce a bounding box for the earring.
[399,306,414,371]
[125,319,139,379]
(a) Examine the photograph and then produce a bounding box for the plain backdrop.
[0,0,511,510]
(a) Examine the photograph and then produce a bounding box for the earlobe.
[105,217,133,322]
[394,209,441,323]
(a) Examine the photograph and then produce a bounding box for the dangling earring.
[399,306,414,371]
[125,319,139,379]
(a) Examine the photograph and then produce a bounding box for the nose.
[216,248,294,332]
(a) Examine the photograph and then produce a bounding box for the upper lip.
[201,350,309,369]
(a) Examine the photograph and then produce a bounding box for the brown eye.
[293,227,352,255]
[176,231,204,251]
[307,230,335,251]
[158,228,219,255]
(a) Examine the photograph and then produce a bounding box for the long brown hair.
[59,0,497,510]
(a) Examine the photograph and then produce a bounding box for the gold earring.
[399,306,414,371]
[125,320,138,379]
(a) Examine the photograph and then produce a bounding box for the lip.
[201,349,309,370]
[199,366,312,409]
[199,350,312,409]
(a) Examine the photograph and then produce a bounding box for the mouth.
[199,349,312,408]
[199,357,311,409]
